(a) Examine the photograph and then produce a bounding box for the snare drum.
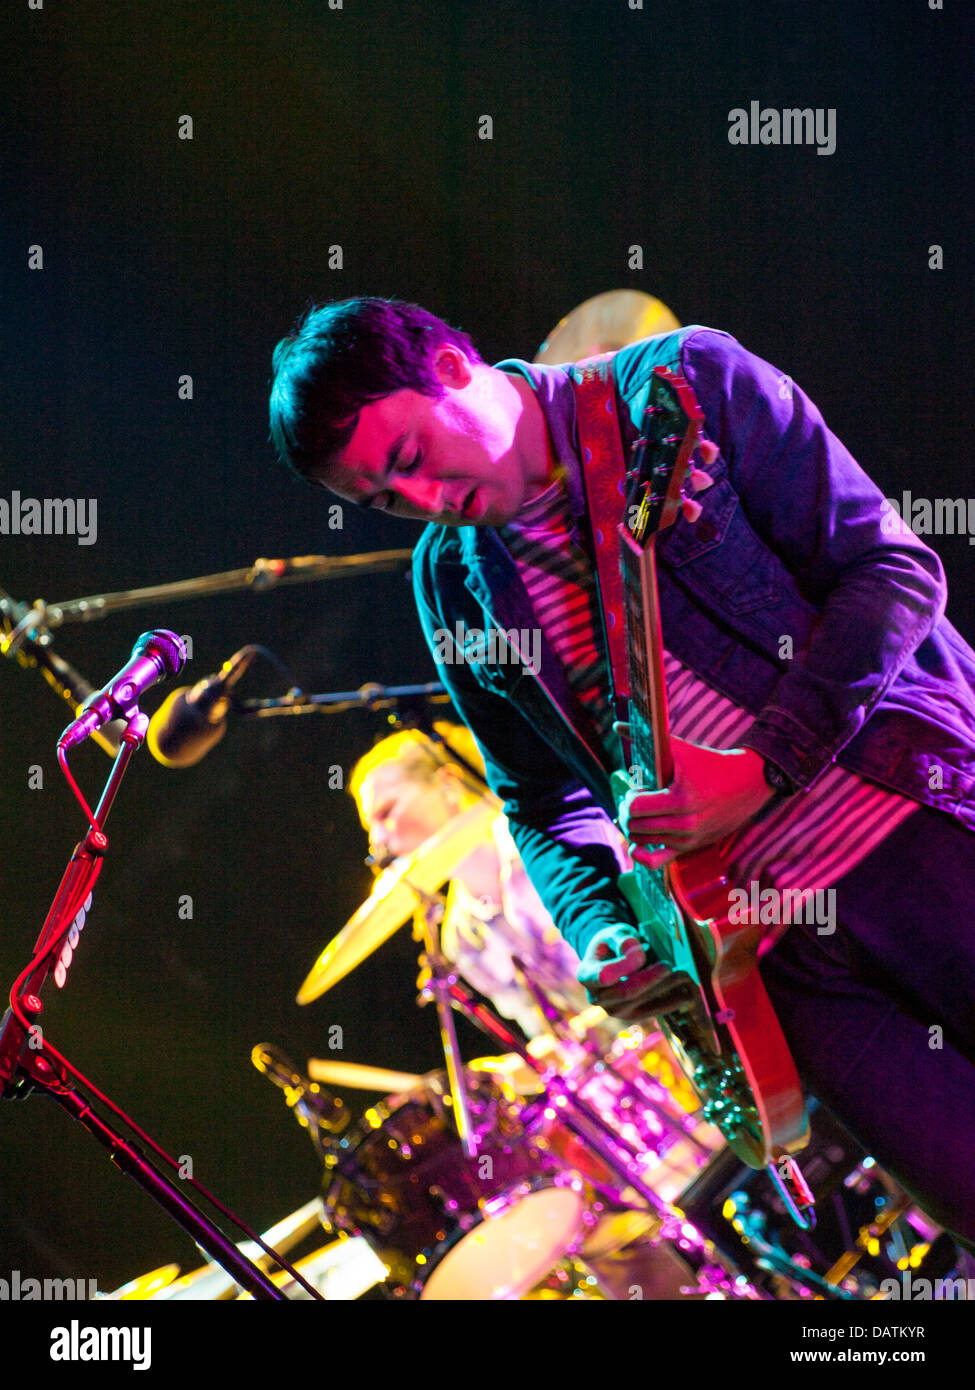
[323,1069,587,1300]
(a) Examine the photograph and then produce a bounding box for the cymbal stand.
[511,954,712,1159]
[405,879,477,1159]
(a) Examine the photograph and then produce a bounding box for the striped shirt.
[501,472,918,929]
[501,474,620,759]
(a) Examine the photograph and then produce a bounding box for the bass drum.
[322,1069,587,1300]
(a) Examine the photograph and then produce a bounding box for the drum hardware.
[291,732,757,1297]
[431,977,766,1299]
[251,1043,350,1160]
[679,1101,960,1301]
[295,979,750,1297]
[511,954,714,1170]
[508,952,582,1048]
[408,880,478,1158]
[322,1067,592,1300]
[522,1256,606,1299]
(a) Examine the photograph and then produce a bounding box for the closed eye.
[369,452,422,511]
[395,450,422,478]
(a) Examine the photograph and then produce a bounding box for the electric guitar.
[610,366,810,1178]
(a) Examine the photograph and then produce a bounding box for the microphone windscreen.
[146,686,227,768]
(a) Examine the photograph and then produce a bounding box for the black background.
[1,0,972,1296]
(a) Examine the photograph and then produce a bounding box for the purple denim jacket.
[413,328,975,958]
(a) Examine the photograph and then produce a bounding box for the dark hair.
[269,297,481,485]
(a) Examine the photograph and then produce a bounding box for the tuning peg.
[680,494,704,524]
[688,467,713,491]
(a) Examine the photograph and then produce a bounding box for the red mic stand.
[0,709,311,1301]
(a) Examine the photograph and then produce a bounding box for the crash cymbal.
[306,1059,422,1093]
[297,796,499,1004]
[534,290,681,365]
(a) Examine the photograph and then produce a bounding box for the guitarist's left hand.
[618,738,775,870]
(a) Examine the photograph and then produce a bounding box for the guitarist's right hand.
[577,924,677,1020]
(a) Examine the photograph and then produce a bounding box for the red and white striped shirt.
[501,474,917,918]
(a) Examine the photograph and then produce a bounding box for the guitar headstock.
[624,367,705,548]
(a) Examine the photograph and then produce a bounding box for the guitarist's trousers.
[758,803,975,1250]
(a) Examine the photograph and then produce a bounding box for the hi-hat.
[297,797,499,1004]
[534,290,680,365]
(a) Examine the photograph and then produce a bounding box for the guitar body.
[608,366,809,1170]
[671,847,809,1163]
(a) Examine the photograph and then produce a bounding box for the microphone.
[146,646,256,768]
[58,630,187,749]
[251,1043,348,1158]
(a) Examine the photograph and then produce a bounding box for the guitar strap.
[569,353,632,703]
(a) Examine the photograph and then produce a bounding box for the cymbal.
[235,1236,387,1301]
[307,1059,422,1093]
[104,1264,181,1300]
[534,290,681,365]
[297,797,499,1004]
[141,1199,324,1301]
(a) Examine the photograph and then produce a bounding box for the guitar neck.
[619,526,673,791]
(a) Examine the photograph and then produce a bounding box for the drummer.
[348,722,722,1298]
[348,721,592,1039]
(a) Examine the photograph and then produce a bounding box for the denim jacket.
[413,328,975,958]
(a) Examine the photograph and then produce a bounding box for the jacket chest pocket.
[657,470,781,615]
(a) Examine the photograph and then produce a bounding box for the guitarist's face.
[324,344,555,527]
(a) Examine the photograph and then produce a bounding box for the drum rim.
[412,1170,587,1301]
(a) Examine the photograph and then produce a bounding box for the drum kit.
[104,793,952,1303]
[106,797,741,1303]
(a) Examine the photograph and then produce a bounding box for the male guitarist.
[269,297,975,1248]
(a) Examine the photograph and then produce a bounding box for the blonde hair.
[348,721,487,817]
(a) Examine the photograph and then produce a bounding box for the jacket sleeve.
[680,330,947,789]
[411,541,636,961]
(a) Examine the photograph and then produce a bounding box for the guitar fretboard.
[619,533,681,946]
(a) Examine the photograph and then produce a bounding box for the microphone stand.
[234,681,491,793]
[0,711,289,1301]
[235,680,451,719]
[1,552,413,756]
[3,551,414,632]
